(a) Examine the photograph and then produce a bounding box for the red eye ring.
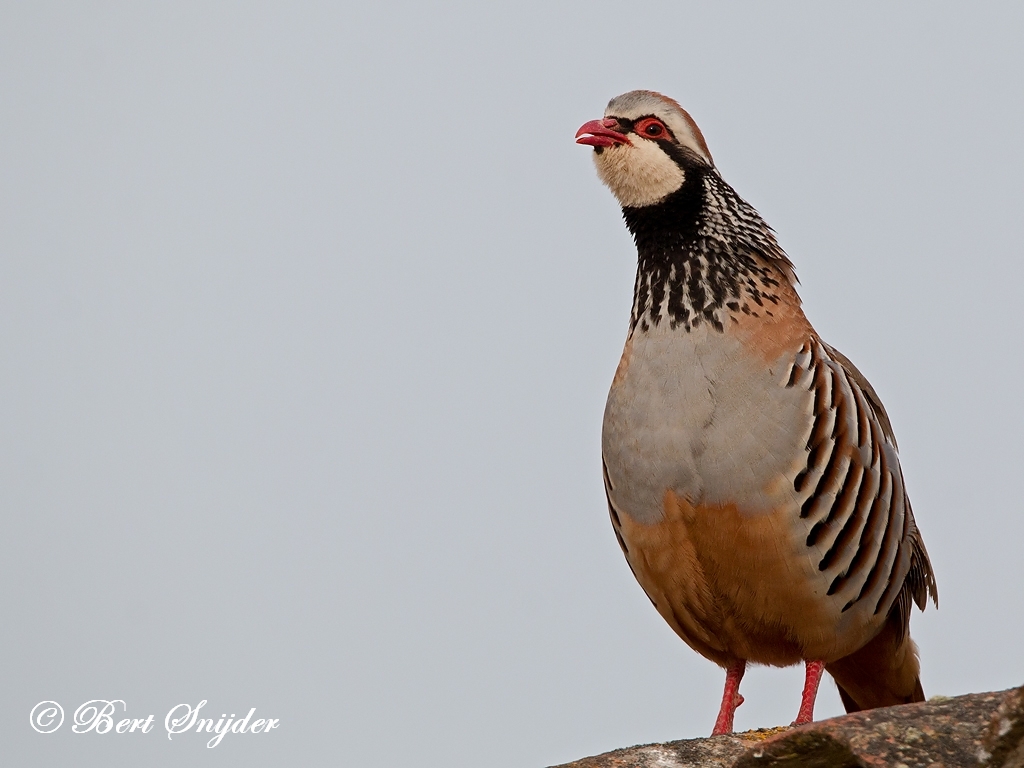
[636,117,667,139]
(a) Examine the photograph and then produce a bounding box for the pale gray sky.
[2,3,1023,766]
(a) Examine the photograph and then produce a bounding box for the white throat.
[593,142,685,208]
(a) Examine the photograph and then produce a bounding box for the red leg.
[711,660,746,736]
[793,659,826,726]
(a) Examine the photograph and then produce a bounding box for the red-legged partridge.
[576,90,937,735]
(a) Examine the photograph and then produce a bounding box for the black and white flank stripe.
[787,340,938,633]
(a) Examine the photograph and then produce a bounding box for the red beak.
[575,118,631,148]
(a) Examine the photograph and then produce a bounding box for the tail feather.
[826,609,925,713]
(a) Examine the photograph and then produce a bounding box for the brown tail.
[826,609,925,713]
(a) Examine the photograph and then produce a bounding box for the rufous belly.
[612,489,885,667]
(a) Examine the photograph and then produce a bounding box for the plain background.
[2,2,1023,766]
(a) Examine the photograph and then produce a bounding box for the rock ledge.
[551,685,1024,768]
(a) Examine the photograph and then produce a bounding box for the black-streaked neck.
[621,167,791,335]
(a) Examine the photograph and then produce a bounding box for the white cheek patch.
[593,140,686,208]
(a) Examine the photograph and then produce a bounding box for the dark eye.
[635,117,668,139]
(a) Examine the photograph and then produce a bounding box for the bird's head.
[576,90,714,208]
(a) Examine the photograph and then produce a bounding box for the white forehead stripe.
[605,90,713,167]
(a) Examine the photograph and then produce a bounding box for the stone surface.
[548,728,786,768]
[982,687,1024,768]
[550,685,1024,768]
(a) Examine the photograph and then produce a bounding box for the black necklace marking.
[621,153,792,335]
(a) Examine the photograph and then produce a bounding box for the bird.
[575,90,937,736]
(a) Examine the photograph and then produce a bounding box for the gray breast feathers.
[601,327,814,524]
